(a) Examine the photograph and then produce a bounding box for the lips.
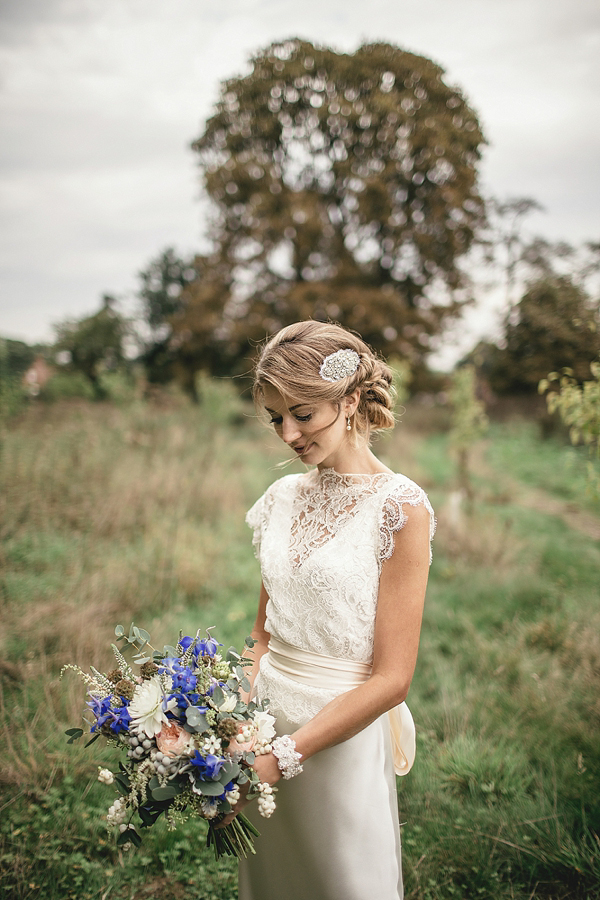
[293,442,312,456]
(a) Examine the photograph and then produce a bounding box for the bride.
[220,321,434,900]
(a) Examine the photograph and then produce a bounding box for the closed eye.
[268,413,312,425]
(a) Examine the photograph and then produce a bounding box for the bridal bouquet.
[62,623,277,859]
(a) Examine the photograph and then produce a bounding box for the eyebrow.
[265,404,305,414]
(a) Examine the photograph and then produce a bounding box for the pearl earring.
[346,415,352,431]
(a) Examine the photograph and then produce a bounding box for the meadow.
[0,379,599,900]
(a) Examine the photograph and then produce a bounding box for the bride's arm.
[251,502,431,784]
[240,581,271,703]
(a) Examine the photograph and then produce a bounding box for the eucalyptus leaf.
[85,733,100,748]
[212,686,225,707]
[151,784,181,801]
[185,708,208,732]
[226,647,240,663]
[163,645,179,658]
[240,677,251,692]
[194,779,226,797]
[115,625,125,638]
[220,760,241,782]
[65,728,83,744]
[244,636,257,648]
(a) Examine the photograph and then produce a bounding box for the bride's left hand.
[214,752,281,828]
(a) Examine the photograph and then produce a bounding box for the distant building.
[22,356,54,396]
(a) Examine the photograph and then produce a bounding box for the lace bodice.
[246,467,435,725]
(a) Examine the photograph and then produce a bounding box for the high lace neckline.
[310,467,395,487]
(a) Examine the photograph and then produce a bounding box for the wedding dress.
[238,467,435,900]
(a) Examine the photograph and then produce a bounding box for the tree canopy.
[54,296,127,399]
[179,38,485,375]
[481,276,600,394]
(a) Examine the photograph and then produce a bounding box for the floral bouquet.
[62,623,277,859]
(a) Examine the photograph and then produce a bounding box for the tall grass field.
[1,381,598,899]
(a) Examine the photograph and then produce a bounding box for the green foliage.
[54,296,128,400]
[178,38,486,377]
[449,365,488,449]
[488,276,600,394]
[540,363,600,494]
[0,338,32,422]
[137,248,200,395]
[448,365,488,505]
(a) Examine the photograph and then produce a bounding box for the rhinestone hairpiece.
[319,348,360,382]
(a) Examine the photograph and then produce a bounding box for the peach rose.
[156,721,193,758]
[227,724,256,755]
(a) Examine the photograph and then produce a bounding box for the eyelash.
[269,413,312,425]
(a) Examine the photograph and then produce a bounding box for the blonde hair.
[253,321,396,444]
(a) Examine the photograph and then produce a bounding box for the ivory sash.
[267,635,416,776]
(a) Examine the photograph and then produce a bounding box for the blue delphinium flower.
[88,695,131,734]
[190,752,226,781]
[159,659,197,692]
[179,635,222,659]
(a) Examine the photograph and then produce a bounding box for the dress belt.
[267,635,416,776]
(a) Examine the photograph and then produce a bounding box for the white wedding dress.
[238,467,435,900]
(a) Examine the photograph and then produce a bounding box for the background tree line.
[2,37,599,407]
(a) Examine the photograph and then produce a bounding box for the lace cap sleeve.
[245,483,277,559]
[246,494,265,559]
[379,478,436,568]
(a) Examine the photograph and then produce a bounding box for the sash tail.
[387,702,416,776]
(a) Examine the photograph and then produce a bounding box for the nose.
[281,416,302,445]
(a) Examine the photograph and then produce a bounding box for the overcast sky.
[1,0,598,365]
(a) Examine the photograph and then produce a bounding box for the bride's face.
[261,384,356,469]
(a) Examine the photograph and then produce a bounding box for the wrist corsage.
[271,735,304,779]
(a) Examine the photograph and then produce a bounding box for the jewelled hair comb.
[319,349,360,382]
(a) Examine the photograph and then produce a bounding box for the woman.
[225,321,434,900]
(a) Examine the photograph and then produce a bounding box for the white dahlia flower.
[253,710,276,743]
[128,675,177,738]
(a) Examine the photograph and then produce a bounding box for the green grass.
[1,388,599,899]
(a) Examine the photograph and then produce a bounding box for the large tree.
[54,296,127,399]
[183,38,485,374]
[483,275,600,394]
[137,248,198,390]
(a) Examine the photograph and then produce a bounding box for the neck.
[317,446,392,476]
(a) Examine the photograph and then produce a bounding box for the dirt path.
[472,441,600,542]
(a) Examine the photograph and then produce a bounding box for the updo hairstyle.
[253,321,396,444]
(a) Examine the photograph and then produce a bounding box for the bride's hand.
[214,753,282,828]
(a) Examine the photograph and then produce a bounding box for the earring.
[346,415,352,431]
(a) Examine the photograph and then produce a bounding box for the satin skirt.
[238,710,403,900]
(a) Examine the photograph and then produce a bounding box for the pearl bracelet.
[271,735,303,779]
